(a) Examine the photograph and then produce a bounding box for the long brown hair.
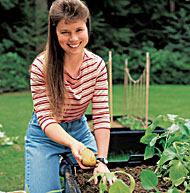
[44,0,91,119]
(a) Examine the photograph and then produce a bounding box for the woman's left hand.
[93,161,115,185]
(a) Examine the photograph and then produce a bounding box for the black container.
[61,156,160,193]
[60,164,81,193]
[60,114,164,192]
[86,114,164,161]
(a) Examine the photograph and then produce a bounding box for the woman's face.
[56,18,88,57]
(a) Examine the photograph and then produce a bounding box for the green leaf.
[105,172,116,181]
[167,114,178,121]
[140,133,158,145]
[167,188,180,193]
[150,135,159,146]
[88,172,105,182]
[114,170,135,192]
[180,125,190,136]
[146,119,159,133]
[169,160,187,186]
[185,155,190,162]
[99,180,107,193]
[144,145,155,160]
[109,179,130,193]
[159,148,176,166]
[26,184,30,193]
[47,189,64,193]
[140,169,158,190]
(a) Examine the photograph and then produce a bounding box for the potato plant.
[88,170,135,193]
[140,114,190,192]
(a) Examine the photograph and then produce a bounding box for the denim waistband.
[31,111,87,130]
[60,115,87,129]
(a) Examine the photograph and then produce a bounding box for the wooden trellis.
[107,51,150,128]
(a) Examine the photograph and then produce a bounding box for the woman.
[25,0,111,192]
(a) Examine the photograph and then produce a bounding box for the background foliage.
[0,0,190,93]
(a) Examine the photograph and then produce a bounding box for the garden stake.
[145,52,150,129]
[123,58,128,118]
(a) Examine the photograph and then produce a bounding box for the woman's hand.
[71,141,92,169]
[93,161,116,185]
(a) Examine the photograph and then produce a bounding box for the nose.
[69,33,78,41]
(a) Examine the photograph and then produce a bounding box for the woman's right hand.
[71,141,92,169]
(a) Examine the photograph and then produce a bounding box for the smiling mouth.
[68,43,81,48]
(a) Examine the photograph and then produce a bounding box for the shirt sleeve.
[91,58,111,130]
[30,56,57,132]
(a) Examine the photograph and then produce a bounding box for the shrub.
[102,45,190,85]
[0,52,29,93]
[140,114,190,192]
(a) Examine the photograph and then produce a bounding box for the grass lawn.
[0,91,33,192]
[0,85,190,191]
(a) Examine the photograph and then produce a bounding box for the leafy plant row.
[89,114,190,193]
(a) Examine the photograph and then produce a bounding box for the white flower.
[5,137,10,142]
[0,131,5,138]
[6,142,13,145]
[0,124,3,128]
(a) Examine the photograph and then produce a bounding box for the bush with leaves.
[0,52,29,93]
[140,114,190,192]
[108,44,190,84]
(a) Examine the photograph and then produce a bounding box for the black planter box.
[61,156,160,193]
[60,114,165,193]
[86,114,164,162]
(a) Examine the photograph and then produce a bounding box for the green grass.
[86,84,190,120]
[0,85,190,191]
[0,91,33,192]
[110,84,190,120]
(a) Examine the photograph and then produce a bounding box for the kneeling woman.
[25,0,112,192]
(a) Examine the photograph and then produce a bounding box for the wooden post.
[123,58,128,118]
[108,51,113,126]
[145,52,150,129]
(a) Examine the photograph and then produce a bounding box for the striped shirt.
[30,48,110,132]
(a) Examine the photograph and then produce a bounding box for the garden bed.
[62,114,190,193]
[64,163,184,193]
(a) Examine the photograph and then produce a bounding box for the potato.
[81,148,96,166]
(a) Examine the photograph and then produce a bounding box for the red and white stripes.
[30,49,110,131]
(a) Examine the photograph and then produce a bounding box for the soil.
[74,164,184,193]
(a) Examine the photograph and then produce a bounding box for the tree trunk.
[35,0,48,52]
[169,0,175,12]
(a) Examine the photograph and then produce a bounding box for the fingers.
[102,176,107,184]
[75,152,93,169]
[94,174,115,185]
[94,176,98,184]
[95,160,100,167]
[78,162,91,170]
[93,163,117,185]
[108,176,117,186]
[75,152,82,161]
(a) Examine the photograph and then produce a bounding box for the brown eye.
[61,31,69,34]
[76,28,82,32]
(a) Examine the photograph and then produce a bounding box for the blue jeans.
[25,112,97,193]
